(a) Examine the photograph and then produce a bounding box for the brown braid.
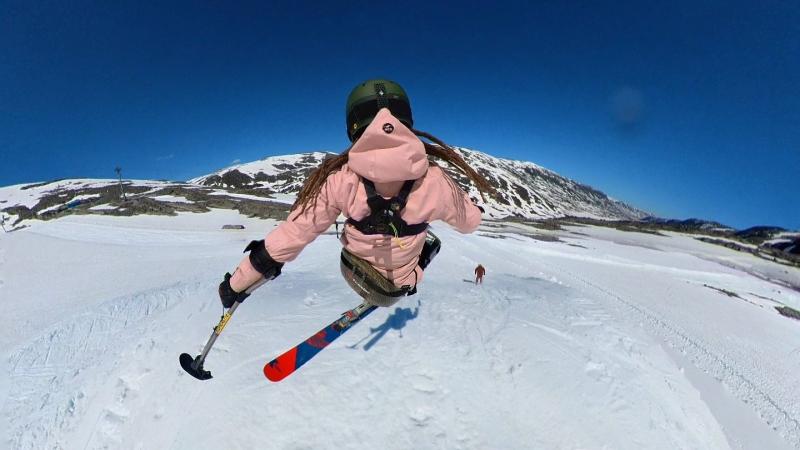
[290,147,351,215]
[291,130,497,217]
[411,128,497,202]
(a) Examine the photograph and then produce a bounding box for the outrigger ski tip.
[180,301,242,381]
[180,352,213,380]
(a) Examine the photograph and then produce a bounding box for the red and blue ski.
[264,302,377,382]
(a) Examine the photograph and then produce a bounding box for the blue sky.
[1,1,798,229]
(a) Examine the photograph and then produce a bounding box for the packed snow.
[88,204,118,211]
[148,195,193,204]
[207,190,294,204]
[1,211,799,449]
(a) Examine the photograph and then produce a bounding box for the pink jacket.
[230,108,482,292]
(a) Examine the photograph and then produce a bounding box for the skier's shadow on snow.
[350,300,420,351]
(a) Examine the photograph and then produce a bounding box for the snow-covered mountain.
[189,148,649,221]
[189,152,330,196]
[0,177,293,230]
[1,148,646,228]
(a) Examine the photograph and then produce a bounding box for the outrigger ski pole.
[180,279,265,380]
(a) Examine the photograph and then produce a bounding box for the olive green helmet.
[345,79,413,142]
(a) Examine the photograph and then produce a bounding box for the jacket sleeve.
[430,166,482,233]
[264,171,344,263]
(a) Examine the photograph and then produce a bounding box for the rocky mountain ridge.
[190,148,648,221]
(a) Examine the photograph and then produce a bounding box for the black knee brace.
[244,240,284,280]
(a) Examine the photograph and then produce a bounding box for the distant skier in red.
[474,264,486,284]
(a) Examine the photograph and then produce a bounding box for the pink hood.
[347,108,428,183]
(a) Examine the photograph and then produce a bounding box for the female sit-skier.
[218,79,495,311]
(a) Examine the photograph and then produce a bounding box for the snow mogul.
[220,79,495,308]
[181,79,495,381]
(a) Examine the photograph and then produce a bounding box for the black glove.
[218,272,250,308]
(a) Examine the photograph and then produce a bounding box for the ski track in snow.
[451,227,799,449]
[537,256,800,448]
[4,282,203,450]
[0,243,5,289]
[0,238,7,449]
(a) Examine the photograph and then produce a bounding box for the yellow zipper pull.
[389,223,407,249]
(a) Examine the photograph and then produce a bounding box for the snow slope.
[1,213,799,449]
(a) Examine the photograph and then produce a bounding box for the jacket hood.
[347,108,428,183]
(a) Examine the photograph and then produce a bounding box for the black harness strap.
[346,178,428,237]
